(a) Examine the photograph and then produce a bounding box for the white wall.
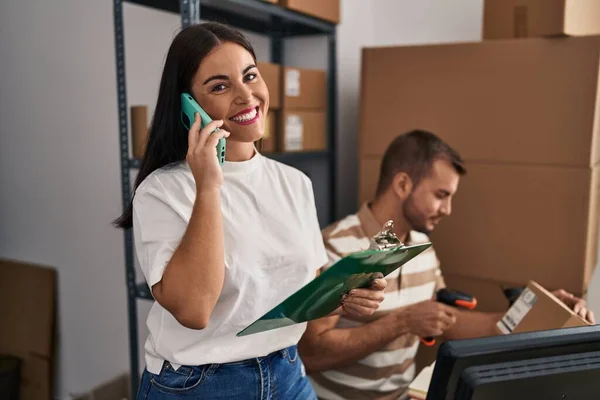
[372,0,484,47]
[1,1,598,399]
[334,0,376,218]
[0,0,127,398]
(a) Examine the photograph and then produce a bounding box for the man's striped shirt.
[309,203,445,400]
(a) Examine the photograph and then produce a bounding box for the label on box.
[285,115,303,151]
[286,69,301,97]
[497,288,537,334]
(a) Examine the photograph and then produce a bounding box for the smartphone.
[181,92,226,165]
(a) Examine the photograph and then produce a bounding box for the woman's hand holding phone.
[186,113,230,192]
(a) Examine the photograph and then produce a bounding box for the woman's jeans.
[136,345,317,399]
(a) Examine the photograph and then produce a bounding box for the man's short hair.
[375,130,466,197]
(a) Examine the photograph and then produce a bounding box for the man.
[298,130,595,400]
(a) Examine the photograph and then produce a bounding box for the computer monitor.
[426,325,600,400]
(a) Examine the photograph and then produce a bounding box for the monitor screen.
[426,325,600,400]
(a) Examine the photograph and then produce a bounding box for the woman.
[114,22,387,399]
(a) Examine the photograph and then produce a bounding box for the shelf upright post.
[270,15,283,64]
[112,0,140,398]
[180,0,201,26]
[327,30,337,221]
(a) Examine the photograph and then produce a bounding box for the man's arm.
[299,300,459,373]
[441,287,597,342]
[442,310,504,340]
[298,312,410,373]
[296,269,403,372]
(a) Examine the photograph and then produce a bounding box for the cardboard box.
[358,156,380,205]
[282,67,327,110]
[72,373,130,400]
[20,355,53,400]
[360,159,600,294]
[0,259,56,400]
[280,0,340,24]
[278,110,326,152]
[258,110,277,153]
[429,163,600,295]
[258,61,281,109]
[130,105,148,160]
[483,0,600,39]
[496,281,591,335]
[359,36,600,167]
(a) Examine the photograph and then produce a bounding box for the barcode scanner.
[420,288,477,346]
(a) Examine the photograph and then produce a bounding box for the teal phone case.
[237,242,432,337]
[181,92,226,165]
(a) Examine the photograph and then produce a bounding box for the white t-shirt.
[132,150,328,374]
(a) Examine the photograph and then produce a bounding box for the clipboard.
[237,238,432,337]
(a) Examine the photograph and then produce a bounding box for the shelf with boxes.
[359,0,600,326]
[113,0,339,396]
[126,0,338,33]
[256,61,329,154]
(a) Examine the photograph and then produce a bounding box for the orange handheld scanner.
[420,288,477,347]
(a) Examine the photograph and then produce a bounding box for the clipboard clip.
[368,220,404,251]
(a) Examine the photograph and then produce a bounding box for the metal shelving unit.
[113,0,337,396]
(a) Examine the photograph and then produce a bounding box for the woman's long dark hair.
[113,22,256,229]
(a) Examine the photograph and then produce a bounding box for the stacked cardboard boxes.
[258,62,328,153]
[278,66,328,152]
[0,259,56,400]
[483,0,600,39]
[259,3,333,152]
[359,8,600,298]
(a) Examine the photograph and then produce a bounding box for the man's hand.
[398,300,459,338]
[341,274,387,317]
[552,289,595,324]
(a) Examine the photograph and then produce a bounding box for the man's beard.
[402,194,432,234]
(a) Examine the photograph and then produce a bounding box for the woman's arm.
[151,189,224,330]
[146,116,229,330]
